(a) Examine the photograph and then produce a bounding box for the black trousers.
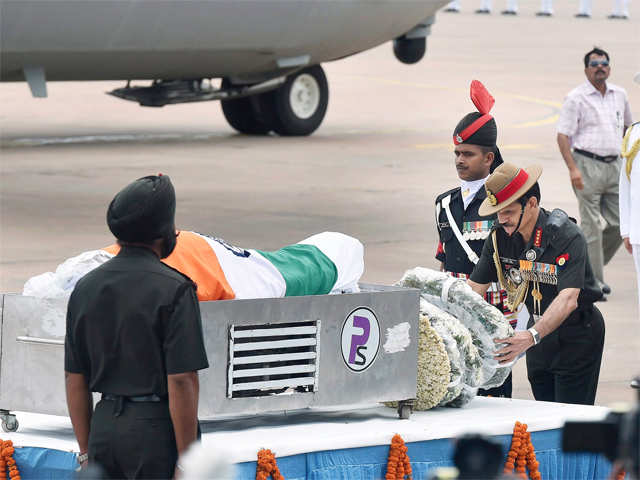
[88,398,178,479]
[526,305,605,405]
[478,372,513,398]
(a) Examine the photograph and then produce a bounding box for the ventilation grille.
[227,321,320,398]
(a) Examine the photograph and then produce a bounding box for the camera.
[562,376,640,480]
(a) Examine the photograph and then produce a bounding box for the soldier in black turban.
[107,174,178,258]
[65,173,208,478]
[434,80,514,399]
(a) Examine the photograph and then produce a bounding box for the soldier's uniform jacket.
[435,186,507,313]
[470,206,605,406]
[470,207,602,318]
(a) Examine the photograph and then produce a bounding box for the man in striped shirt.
[557,47,633,297]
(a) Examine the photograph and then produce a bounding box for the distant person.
[475,0,518,14]
[501,0,518,14]
[65,174,209,479]
[557,47,633,298]
[444,0,461,12]
[619,73,640,314]
[576,0,631,18]
[476,0,492,13]
[609,0,630,18]
[536,0,554,16]
[575,0,593,17]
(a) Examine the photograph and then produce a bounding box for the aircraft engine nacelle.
[393,15,435,65]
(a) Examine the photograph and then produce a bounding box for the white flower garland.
[390,267,514,410]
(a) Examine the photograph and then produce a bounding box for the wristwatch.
[528,327,540,345]
[77,452,89,464]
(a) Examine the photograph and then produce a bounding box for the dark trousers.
[526,305,605,405]
[478,372,513,398]
[89,398,178,479]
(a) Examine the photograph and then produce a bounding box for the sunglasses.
[589,60,609,68]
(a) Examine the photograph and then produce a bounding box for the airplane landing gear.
[221,65,329,136]
[220,79,272,135]
[393,36,426,64]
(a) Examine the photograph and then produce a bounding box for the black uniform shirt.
[435,186,497,275]
[65,246,209,396]
[470,207,600,315]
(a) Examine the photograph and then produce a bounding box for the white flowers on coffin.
[386,312,451,410]
[398,267,514,409]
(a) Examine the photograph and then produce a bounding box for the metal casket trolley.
[0,284,419,432]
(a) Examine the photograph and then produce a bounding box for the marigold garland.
[385,434,412,480]
[503,422,540,480]
[0,440,21,480]
[256,448,284,480]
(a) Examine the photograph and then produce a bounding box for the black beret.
[453,112,497,147]
[107,175,176,243]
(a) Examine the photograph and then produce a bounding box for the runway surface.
[1,0,638,406]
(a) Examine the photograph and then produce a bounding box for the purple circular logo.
[340,307,380,372]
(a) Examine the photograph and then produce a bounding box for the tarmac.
[1,0,638,406]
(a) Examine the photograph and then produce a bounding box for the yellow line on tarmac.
[340,75,561,130]
[414,143,541,150]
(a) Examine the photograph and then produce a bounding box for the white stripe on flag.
[199,234,286,299]
[297,232,364,293]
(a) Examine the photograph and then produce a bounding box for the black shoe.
[575,12,591,18]
[607,14,629,19]
[501,9,517,15]
[536,11,552,16]
[475,8,491,14]
[601,283,612,295]
[631,377,640,389]
[444,7,460,12]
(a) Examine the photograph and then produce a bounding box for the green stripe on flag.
[257,244,338,296]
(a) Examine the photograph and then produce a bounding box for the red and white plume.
[470,80,495,115]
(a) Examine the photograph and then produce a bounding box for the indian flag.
[25,232,364,301]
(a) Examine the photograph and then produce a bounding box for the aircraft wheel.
[220,79,272,135]
[263,65,329,136]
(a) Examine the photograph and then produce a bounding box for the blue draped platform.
[4,398,619,479]
[234,429,614,480]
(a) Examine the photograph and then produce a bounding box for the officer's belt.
[102,393,165,403]
[441,194,479,264]
[573,148,618,163]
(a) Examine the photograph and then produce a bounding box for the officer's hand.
[493,332,534,364]
[569,168,584,190]
[623,237,632,254]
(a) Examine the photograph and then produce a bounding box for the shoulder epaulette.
[545,208,570,243]
[435,187,460,204]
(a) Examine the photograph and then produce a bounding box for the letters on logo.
[341,307,380,372]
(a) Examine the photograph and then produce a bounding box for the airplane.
[1,0,449,136]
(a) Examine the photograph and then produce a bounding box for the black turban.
[453,112,497,147]
[453,112,504,173]
[107,175,176,243]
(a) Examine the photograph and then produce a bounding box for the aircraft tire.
[263,65,329,136]
[220,79,272,135]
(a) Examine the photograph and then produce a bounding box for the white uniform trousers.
[578,0,593,15]
[506,0,518,11]
[611,0,630,16]
[634,245,640,318]
[480,0,492,10]
[447,0,461,10]
[540,0,553,14]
